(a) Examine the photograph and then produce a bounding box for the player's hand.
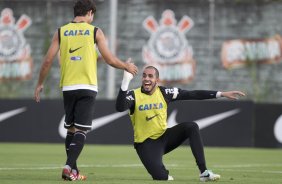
[34,84,44,102]
[125,58,138,76]
[221,91,246,100]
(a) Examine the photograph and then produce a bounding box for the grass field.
[0,143,281,184]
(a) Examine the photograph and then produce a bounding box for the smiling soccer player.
[116,65,245,181]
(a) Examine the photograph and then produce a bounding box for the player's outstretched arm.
[220,91,246,100]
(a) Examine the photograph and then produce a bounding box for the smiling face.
[142,66,159,95]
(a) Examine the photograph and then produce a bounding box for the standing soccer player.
[34,0,138,181]
[116,66,245,181]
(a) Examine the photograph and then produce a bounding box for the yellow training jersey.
[130,87,168,143]
[59,22,98,88]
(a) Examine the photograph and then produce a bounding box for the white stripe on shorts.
[74,122,92,129]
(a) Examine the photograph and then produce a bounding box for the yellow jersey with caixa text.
[130,87,168,143]
[59,22,98,88]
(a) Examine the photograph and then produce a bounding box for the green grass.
[0,143,281,184]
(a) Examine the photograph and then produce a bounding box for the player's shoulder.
[127,89,134,94]
[159,86,179,95]
[126,89,135,101]
[94,25,100,29]
[61,22,71,27]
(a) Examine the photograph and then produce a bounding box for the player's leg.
[62,90,96,180]
[135,139,169,180]
[62,91,77,180]
[163,122,207,172]
[64,128,78,170]
[163,122,220,181]
[64,130,81,179]
[65,131,74,157]
[64,129,87,180]
[62,129,86,181]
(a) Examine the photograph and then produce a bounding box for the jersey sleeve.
[115,88,135,114]
[176,89,218,100]
[159,86,180,103]
[159,86,218,102]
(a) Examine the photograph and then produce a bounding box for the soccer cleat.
[62,168,76,181]
[199,170,220,182]
[76,174,87,181]
[168,175,174,181]
[72,170,87,181]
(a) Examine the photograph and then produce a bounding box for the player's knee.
[75,127,88,134]
[190,121,199,130]
[68,126,76,133]
[182,122,199,134]
[150,168,169,180]
[73,131,87,145]
[182,121,198,128]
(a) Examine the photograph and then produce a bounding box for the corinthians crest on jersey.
[0,8,33,81]
[142,9,196,84]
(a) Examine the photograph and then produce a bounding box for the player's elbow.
[105,57,123,69]
[104,57,115,66]
[41,60,52,71]
[115,104,123,112]
[115,102,126,112]
[43,56,54,67]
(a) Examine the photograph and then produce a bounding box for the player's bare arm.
[96,28,138,75]
[34,31,59,102]
[221,91,246,100]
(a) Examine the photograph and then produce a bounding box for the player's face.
[142,68,159,94]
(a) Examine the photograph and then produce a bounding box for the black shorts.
[63,89,97,131]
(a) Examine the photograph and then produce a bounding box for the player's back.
[59,22,98,87]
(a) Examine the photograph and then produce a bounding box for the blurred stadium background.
[1,0,282,101]
[1,0,282,146]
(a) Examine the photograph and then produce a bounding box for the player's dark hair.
[145,66,159,78]
[74,0,96,17]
